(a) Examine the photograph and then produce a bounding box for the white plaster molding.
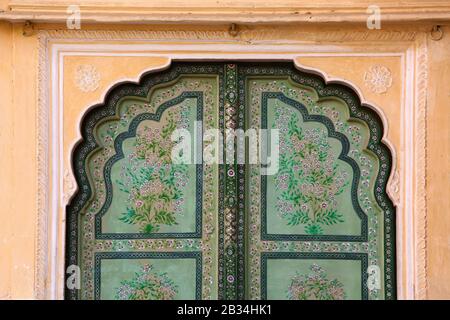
[36,29,428,300]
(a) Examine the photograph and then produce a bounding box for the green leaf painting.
[274,107,349,235]
[287,264,346,300]
[117,108,190,233]
[115,264,178,300]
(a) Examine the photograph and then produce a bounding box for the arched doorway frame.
[35,30,428,300]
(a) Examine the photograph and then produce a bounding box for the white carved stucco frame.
[36,29,428,300]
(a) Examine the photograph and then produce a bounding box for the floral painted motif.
[117,107,190,233]
[287,264,346,300]
[274,106,349,235]
[115,264,178,300]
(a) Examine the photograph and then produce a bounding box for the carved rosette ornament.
[75,64,101,92]
[363,65,393,94]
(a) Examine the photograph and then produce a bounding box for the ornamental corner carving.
[63,168,77,205]
[363,65,393,94]
[75,64,101,92]
[387,169,400,206]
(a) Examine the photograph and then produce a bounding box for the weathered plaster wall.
[426,26,450,299]
[0,20,448,299]
[0,21,13,299]
[0,22,37,299]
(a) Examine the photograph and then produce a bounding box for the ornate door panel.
[239,64,395,300]
[67,62,395,300]
[67,65,223,300]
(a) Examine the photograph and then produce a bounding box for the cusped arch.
[66,61,396,300]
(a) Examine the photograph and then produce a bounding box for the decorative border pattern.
[94,251,203,300]
[222,64,240,299]
[260,92,368,242]
[413,34,428,300]
[36,29,419,43]
[260,252,369,300]
[36,32,50,300]
[94,92,204,239]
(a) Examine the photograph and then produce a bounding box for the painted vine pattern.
[117,107,190,233]
[274,105,350,235]
[287,264,346,300]
[115,264,178,300]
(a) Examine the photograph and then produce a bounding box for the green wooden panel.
[67,67,223,300]
[241,66,394,300]
[97,252,201,300]
[262,253,366,300]
[265,98,360,236]
[101,99,200,235]
[67,62,395,300]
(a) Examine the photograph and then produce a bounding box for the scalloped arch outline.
[66,61,396,300]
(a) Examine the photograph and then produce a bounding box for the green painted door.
[66,62,395,300]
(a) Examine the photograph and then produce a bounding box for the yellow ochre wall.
[0,1,449,300]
